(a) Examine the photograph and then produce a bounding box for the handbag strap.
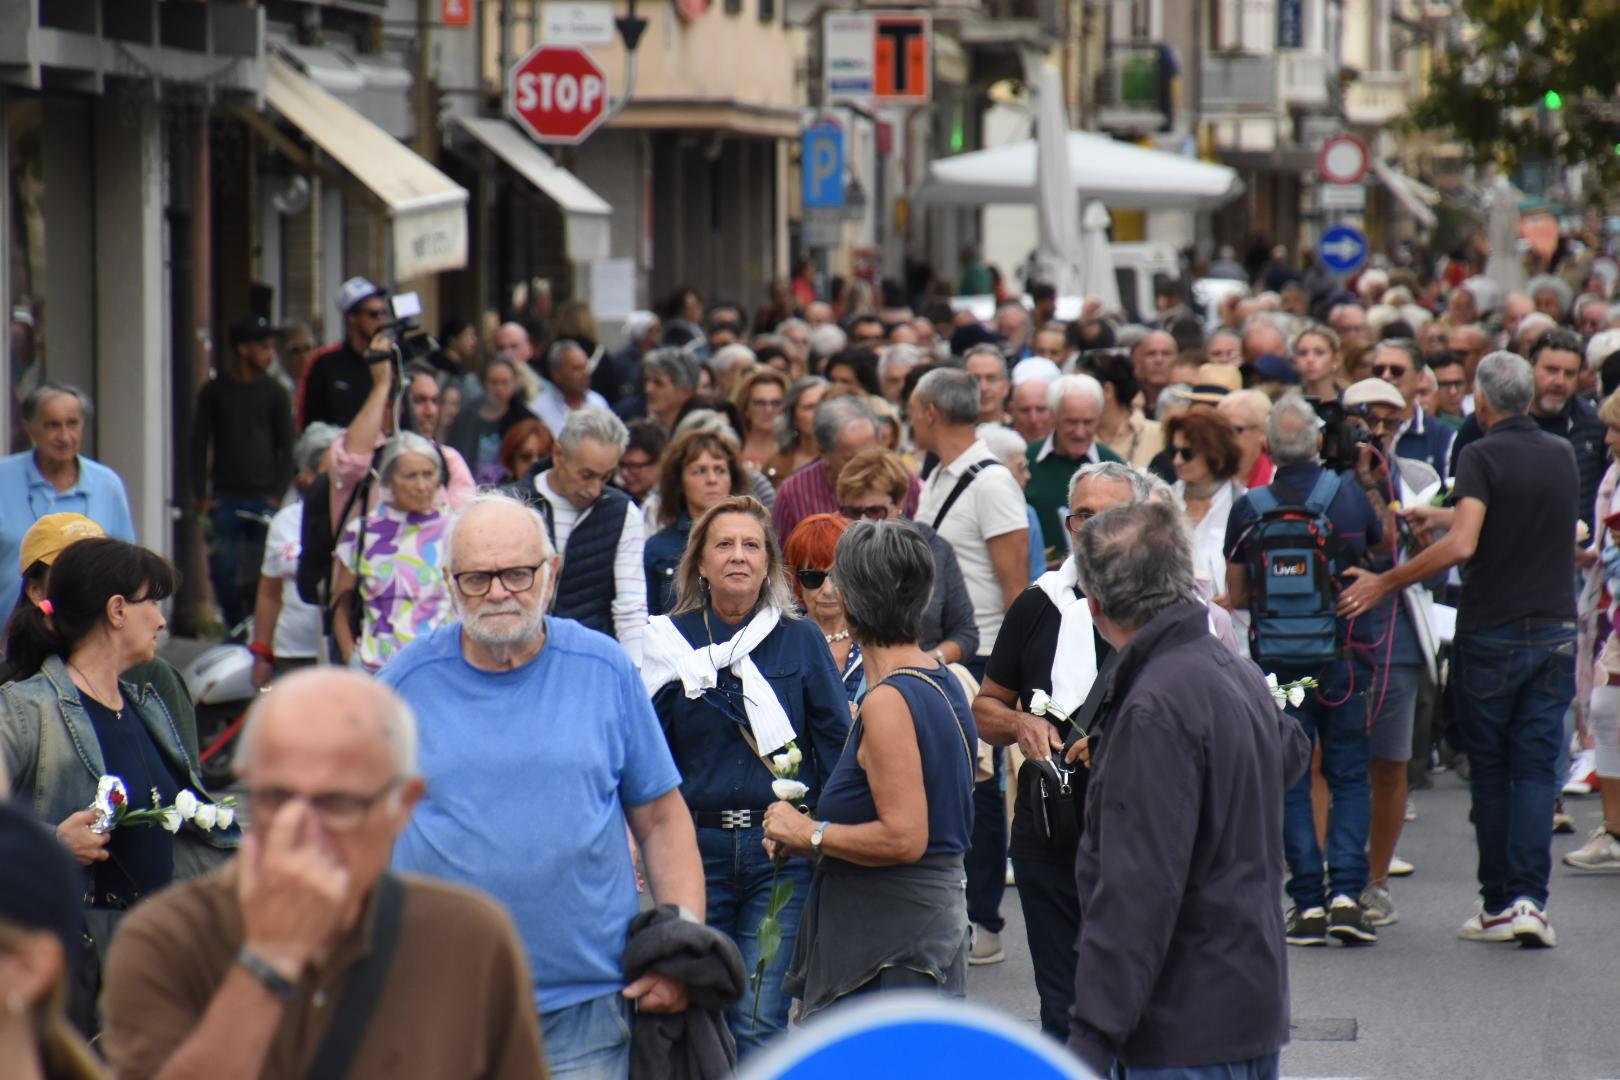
[883,667,976,794]
[307,872,407,1080]
[929,459,1002,530]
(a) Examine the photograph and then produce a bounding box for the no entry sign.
[509,44,609,145]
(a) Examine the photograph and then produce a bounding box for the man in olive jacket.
[1066,502,1310,1079]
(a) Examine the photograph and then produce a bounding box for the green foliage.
[1412,1,1620,199]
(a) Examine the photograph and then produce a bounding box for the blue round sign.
[739,996,1096,1080]
[1319,224,1368,274]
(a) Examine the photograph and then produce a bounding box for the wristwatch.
[237,947,298,1003]
[810,820,830,859]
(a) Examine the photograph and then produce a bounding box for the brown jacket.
[102,865,549,1080]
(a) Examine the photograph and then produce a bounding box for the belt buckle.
[720,809,752,829]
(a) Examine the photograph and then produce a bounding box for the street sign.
[1320,183,1366,211]
[508,44,609,146]
[441,0,471,27]
[825,13,876,102]
[1318,134,1369,185]
[804,208,844,249]
[823,11,932,105]
[543,3,615,45]
[1320,224,1369,273]
[803,125,845,209]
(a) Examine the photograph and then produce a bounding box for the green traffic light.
[1544,90,1563,110]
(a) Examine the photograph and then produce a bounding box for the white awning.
[914,130,1243,211]
[265,54,468,280]
[1371,158,1438,229]
[453,116,613,263]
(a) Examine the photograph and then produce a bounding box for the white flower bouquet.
[91,775,238,835]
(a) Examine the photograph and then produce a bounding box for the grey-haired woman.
[331,432,453,672]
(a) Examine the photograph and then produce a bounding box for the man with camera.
[1226,394,1386,947]
[299,277,391,430]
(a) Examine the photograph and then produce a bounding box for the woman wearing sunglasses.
[1164,410,1245,598]
[785,514,863,702]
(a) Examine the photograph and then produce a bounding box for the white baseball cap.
[1343,377,1406,411]
[337,276,383,315]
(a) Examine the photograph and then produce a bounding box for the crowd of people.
[4,246,1620,1079]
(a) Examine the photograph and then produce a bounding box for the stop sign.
[508,44,609,145]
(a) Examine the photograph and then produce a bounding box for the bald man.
[103,670,548,1079]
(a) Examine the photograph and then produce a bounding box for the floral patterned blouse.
[334,502,453,672]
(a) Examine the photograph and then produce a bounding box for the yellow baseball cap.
[20,513,106,572]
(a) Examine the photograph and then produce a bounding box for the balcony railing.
[1201,51,1278,114]
[1278,48,1329,109]
[1344,70,1408,125]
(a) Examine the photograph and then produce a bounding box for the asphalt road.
[966,772,1620,1080]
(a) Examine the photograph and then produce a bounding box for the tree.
[1412,1,1620,199]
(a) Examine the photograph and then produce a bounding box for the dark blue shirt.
[652,608,851,812]
[643,518,691,617]
[1395,408,1456,484]
[818,665,976,856]
[83,692,179,906]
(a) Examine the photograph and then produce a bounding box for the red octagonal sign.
[508,44,609,146]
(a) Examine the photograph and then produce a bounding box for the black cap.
[0,799,82,957]
[229,315,277,349]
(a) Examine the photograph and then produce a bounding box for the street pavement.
[966,772,1620,1079]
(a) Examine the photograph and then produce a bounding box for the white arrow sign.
[1321,235,1364,261]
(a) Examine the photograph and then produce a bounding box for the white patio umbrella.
[1077,200,1122,313]
[1032,64,1082,295]
[1483,173,1526,296]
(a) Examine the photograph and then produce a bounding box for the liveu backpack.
[1241,471,1344,668]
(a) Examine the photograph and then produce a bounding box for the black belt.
[693,809,766,829]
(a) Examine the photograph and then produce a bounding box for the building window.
[759,0,773,22]
[725,0,741,14]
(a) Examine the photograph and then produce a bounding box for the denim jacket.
[0,655,240,861]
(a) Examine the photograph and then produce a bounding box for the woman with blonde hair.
[731,367,791,469]
[1292,323,1345,403]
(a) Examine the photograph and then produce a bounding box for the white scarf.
[640,607,798,758]
[1033,559,1099,715]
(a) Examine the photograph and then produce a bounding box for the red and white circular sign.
[1318,134,1369,185]
[508,44,609,145]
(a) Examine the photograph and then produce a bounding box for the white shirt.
[259,502,324,659]
[536,470,647,665]
[1034,432,1102,465]
[915,438,1030,656]
[1176,478,1245,591]
[529,381,611,436]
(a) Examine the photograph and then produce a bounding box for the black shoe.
[1285,905,1328,946]
[1327,894,1378,945]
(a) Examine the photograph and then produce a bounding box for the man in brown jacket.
[101,669,549,1079]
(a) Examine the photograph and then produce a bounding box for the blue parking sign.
[803,125,845,210]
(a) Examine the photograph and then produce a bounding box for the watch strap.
[237,946,298,1002]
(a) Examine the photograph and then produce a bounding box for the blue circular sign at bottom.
[740,996,1096,1080]
[1319,224,1368,274]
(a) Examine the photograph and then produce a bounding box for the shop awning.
[453,116,612,263]
[265,54,467,280]
[1371,158,1438,230]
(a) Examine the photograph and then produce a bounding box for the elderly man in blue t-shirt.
[382,492,703,1080]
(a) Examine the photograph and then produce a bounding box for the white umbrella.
[1483,173,1526,296]
[915,130,1243,210]
[1033,64,1082,295]
[1077,200,1122,313]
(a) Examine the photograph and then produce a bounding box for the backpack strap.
[930,459,1002,530]
[1247,485,1280,516]
[306,872,407,1080]
[1302,470,1342,515]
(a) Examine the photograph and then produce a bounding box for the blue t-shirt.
[382,619,682,1014]
[0,451,136,617]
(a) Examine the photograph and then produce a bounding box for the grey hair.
[914,367,981,425]
[21,382,93,424]
[1046,373,1104,413]
[378,431,443,485]
[295,422,343,474]
[546,338,587,371]
[445,490,555,571]
[1075,501,1200,632]
[238,669,421,778]
[558,407,630,456]
[831,520,935,647]
[879,343,923,380]
[642,347,702,393]
[811,394,880,451]
[809,323,848,358]
[1527,274,1573,315]
[976,423,1027,463]
[776,376,829,451]
[776,317,810,338]
[712,343,757,375]
[962,343,1005,366]
[1267,393,1321,466]
[1066,460,1157,505]
[1154,384,1194,422]
[1375,338,1426,372]
[673,408,742,446]
[1474,351,1534,417]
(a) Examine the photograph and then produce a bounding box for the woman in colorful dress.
[332,433,454,673]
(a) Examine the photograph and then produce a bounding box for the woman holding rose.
[640,496,850,1054]
[763,520,977,1016]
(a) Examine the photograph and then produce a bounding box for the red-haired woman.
[785,513,862,702]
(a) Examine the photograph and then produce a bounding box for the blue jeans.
[208,495,273,629]
[1112,1052,1280,1079]
[1279,660,1370,909]
[697,824,809,1056]
[1452,620,1575,911]
[966,746,1007,934]
[540,993,631,1080]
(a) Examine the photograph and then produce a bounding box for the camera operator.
[1225,393,1387,947]
[299,277,389,430]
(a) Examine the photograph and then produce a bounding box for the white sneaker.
[1388,855,1415,877]
[1403,798,1417,823]
[1563,826,1620,872]
[1563,750,1597,796]
[968,925,1005,965]
[1359,883,1399,927]
[1509,898,1557,948]
[1457,905,1515,943]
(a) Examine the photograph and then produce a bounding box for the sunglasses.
[1370,364,1410,379]
[1172,446,1197,462]
[357,306,389,320]
[796,568,830,590]
[839,505,889,521]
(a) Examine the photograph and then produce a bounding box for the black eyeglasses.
[796,568,830,590]
[1065,508,1096,536]
[1172,446,1197,462]
[452,565,542,597]
[839,505,889,521]
[250,779,401,830]
[1370,364,1409,379]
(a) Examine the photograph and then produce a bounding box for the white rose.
[787,745,803,766]
[1265,673,1280,690]
[192,803,218,831]
[174,789,200,821]
[1288,686,1307,708]
[1028,689,1053,716]
[772,753,793,774]
[160,808,183,833]
[215,806,235,830]
[772,779,809,803]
